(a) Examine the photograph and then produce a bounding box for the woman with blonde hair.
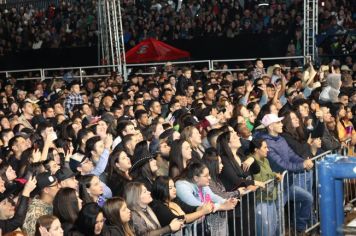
[124,182,183,235]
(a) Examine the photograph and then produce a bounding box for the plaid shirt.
[252,67,266,81]
[64,92,83,114]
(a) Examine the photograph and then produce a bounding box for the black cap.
[31,172,57,197]
[55,167,76,182]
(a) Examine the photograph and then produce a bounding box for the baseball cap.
[261,114,284,127]
[69,153,86,172]
[31,172,57,197]
[55,167,76,182]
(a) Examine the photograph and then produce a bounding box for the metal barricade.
[211,56,306,72]
[0,68,43,81]
[279,151,331,235]
[342,138,356,214]
[126,60,212,75]
[42,65,120,84]
[0,56,312,81]
[169,176,287,236]
[167,146,351,236]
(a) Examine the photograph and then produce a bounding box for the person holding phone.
[151,176,213,228]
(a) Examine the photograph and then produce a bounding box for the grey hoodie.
[319,73,341,103]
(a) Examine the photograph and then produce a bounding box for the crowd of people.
[0,0,98,56]
[0,0,354,57]
[0,57,355,235]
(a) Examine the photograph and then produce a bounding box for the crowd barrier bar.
[0,56,312,81]
[342,138,356,215]
[211,56,306,71]
[126,60,212,76]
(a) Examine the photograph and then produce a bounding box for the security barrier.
[169,142,356,235]
[318,154,356,236]
[0,56,309,81]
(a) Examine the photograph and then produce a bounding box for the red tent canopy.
[125,38,190,63]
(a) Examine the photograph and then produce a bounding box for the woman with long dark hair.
[78,175,105,207]
[281,110,321,159]
[216,130,263,191]
[106,149,132,197]
[202,148,243,198]
[151,176,212,227]
[168,139,192,179]
[53,188,82,235]
[102,197,135,236]
[71,203,105,236]
[216,130,263,236]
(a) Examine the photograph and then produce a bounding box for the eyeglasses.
[48,182,58,188]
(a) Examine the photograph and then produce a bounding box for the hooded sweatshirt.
[319,74,341,103]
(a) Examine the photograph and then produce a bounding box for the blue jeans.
[284,184,314,231]
[293,170,313,194]
[255,201,279,236]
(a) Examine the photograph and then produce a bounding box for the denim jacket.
[175,180,226,209]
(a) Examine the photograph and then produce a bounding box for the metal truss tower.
[303,0,318,63]
[98,0,127,78]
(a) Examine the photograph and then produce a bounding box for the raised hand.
[23,176,37,197]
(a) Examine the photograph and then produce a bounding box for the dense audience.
[0,57,355,236]
[0,0,354,58]
[0,0,98,56]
